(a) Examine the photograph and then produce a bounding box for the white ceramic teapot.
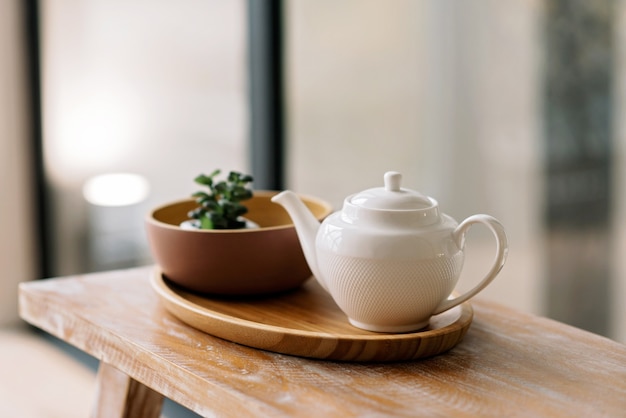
[272,171,508,333]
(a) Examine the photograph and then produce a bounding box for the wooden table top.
[19,266,626,417]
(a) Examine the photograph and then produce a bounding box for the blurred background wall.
[287,0,544,326]
[40,0,248,275]
[0,0,624,343]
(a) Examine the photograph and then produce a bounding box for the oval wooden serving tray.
[151,267,473,362]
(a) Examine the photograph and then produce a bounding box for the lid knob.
[384,171,402,192]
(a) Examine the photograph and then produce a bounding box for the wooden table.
[19,266,626,417]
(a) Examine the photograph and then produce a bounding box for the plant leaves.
[189,168,253,229]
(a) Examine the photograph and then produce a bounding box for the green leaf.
[210,212,228,229]
[194,174,212,187]
[188,208,205,220]
[231,187,252,201]
[230,202,248,217]
[227,171,239,183]
[200,215,213,229]
[192,191,210,199]
[214,181,228,194]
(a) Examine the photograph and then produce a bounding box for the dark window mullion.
[24,0,50,278]
[247,0,285,190]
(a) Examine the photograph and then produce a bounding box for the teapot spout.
[271,191,324,284]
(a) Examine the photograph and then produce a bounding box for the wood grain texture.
[91,362,163,418]
[19,266,626,417]
[151,268,473,362]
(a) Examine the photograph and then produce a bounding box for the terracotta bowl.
[145,191,333,296]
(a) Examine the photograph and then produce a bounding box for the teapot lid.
[348,171,433,210]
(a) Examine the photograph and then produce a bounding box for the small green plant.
[187,169,254,229]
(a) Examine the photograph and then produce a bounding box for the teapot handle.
[432,214,508,315]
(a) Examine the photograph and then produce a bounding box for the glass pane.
[285,0,626,343]
[41,0,248,275]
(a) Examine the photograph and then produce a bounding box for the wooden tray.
[150,268,473,362]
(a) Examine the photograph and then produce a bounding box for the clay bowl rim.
[146,190,333,233]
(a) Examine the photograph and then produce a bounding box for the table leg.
[91,362,164,418]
